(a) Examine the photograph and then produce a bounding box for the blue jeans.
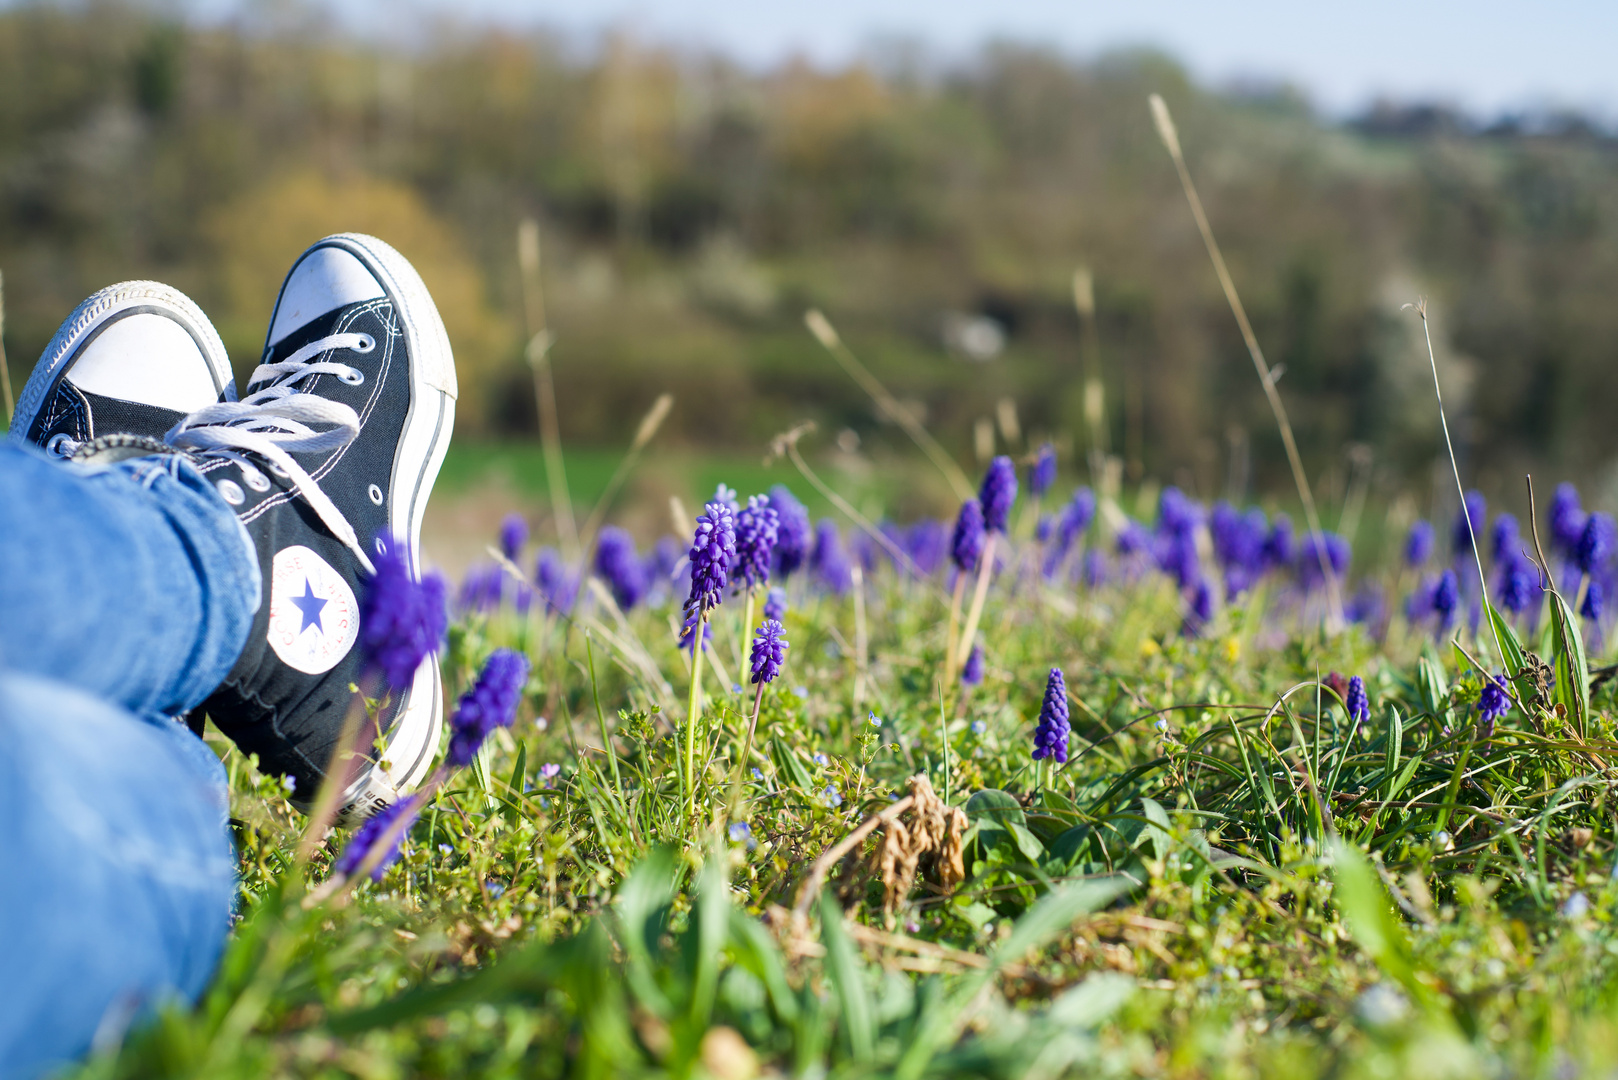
[0,443,258,1080]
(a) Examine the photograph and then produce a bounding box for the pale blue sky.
[87,0,1618,117]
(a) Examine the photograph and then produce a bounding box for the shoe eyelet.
[216,478,246,506]
[268,461,290,479]
[45,433,74,457]
[340,370,366,386]
[352,333,376,354]
[368,483,385,505]
[241,468,271,492]
[374,536,387,555]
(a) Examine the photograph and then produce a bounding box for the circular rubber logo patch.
[267,545,360,674]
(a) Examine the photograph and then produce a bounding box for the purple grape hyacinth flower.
[361,536,448,692]
[1491,513,1520,564]
[764,586,787,622]
[1046,487,1096,577]
[1029,444,1057,498]
[1032,667,1070,764]
[810,520,853,595]
[1182,578,1214,637]
[499,513,529,561]
[535,547,580,615]
[951,499,986,573]
[1583,579,1604,621]
[1298,531,1349,592]
[447,649,530,768]
[1346,675,1369,729]
[1454,490,1486,557]
[595,526,648,611]
[1263,515,1296,570]
[961,644,984,686]
[686,499,737,616]
[1551,483,1586,556]
[979,456,1018,534]
[1498,550,1538,615]
[905,519,950,576]
[1405,520,1434,568]
[749,619,789,684]
[1081,548,1108,589]
[769,485,811,580]
[1432,568,1460,631]
[336,798,420,882]
[1576,512,1615,577]
[1476,674,1510,738]
[734,494,780,591]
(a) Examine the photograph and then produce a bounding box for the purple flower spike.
[749,619,789,685]
[595,526,649,611]
[1491,513,1520,564]
[1298,531,1349,592]
[535,547,580,615]
[1583,580,1604,621]
[1262,515,1296,570]
[951,498,986,573]
[1032,667,1070,764]
[1182,578,1214,637]
[961,644,984,686]
[499,513,529,561]
[810,520,853,595]
[1453,490,1486,557]
[1576,513,1615,577]
[1551,483,1586,556]
[447,649,530,768]
[764,587,787,622]
[1498,551,1538,614]
[1477,674,1510,737]
[735,495,780,591]
[979,456,1018,534]
[361,535,448,692]
[336,798,420,881]
[1030,444,1057,498]
[1346,675,1369,729]
[1081,548,1108,589]
[686,500,737,616]
[1432,568,1460,631]
[769,486,811,581]
[1405,520,1434,568]
[905,519,950,576]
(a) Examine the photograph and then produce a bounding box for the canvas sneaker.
[10,281,235,455]
[163,234,458,824]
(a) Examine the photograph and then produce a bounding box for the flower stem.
[956,533,999,677]
[685,608,707,826]
[944,571,967,685]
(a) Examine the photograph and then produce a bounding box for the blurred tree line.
[4,1,1618,508]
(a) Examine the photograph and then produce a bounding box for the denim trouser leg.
[0,443,259,1080]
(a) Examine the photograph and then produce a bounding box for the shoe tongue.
[266,246,384,349]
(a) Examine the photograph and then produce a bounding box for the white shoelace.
[166,331,379,574]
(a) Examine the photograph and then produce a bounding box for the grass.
[63,483,1618,1079]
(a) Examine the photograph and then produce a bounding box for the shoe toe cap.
[65,312,223,414]
[267,245,386,348]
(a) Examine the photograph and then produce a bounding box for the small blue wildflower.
[979,456,1018,534]
[728,821,758,850]
[750,619,789,684]
[1405,520,1434,567]
[1563,891,1591,918]
[499,513,529,560]
[1032,666,1070,764]
[821,784,843,808]
[538,762,561,780]
[487,881,506,898]
[951,498,986,573]
[336,799,419,882]
[751,768,763,780]
[446,649,530,767]
[812,752,829,766]
[1029,444,1057,497]
[961,644,984,686]
[731,683,743,694]
[868,712,882,728]
[764,586,787,622]
[971,720,987,736]
[361,535,448,692]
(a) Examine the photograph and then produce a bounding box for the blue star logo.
[290,577,328,635]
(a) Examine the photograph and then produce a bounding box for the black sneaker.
[169,234,457,824]
[10,281,235,455]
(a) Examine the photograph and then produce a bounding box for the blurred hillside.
[4,3,1618,509]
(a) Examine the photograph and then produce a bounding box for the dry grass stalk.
[1148,94,1343,627]
[518,219,579,561]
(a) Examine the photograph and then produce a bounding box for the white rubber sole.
[10,281,234,446]
[271,234,458,824]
